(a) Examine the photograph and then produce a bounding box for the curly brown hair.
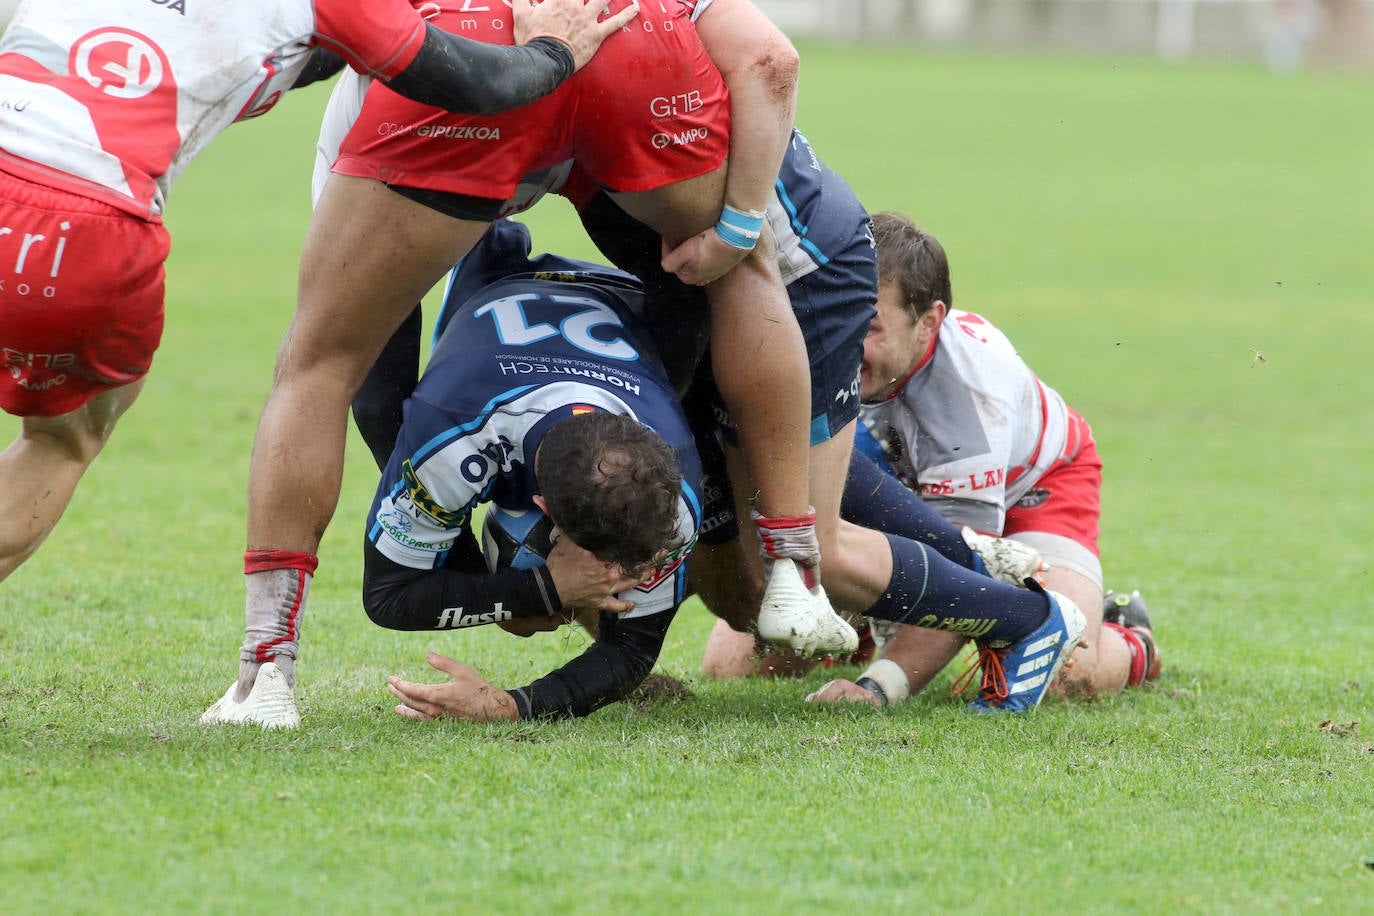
[536,411,683,573]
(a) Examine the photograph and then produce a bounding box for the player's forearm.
[874,626,967,699]
[506,613,672,719]
[384,25,573,116]
[362,539,560,631]
[696,3,798,214]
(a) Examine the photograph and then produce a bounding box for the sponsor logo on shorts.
[3,349,74,391]
[649,91,704,118]
[651,127,710,149]
[833,374,860,406]
[376,122,503,141]
[0,219,72,293]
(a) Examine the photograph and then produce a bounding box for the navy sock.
[842,450,977,569]
[865,533,1049,643]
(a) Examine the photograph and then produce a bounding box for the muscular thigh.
[292,175,489,379]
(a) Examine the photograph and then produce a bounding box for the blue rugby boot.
[967,585,1087,713]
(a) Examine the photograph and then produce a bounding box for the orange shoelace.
[951,645,1009,703]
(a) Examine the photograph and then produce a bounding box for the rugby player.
[267,219,698,724]
[353,127,1088,715]
[0,0,635,582]
[806,212,1162,708]
[208,0,857,727]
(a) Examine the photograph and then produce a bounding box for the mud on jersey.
[0,0,424,218]
[367,222,702,618]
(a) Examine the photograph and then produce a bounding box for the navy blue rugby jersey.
[367,220,702,617]
[770,128,875,286]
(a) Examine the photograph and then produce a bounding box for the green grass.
[3,47,1373,913]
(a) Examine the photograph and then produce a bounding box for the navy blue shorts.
[710,233,876,449]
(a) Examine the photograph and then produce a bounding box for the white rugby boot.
[755,559,859,657]
[961,527,1048,586]
[199,662,300,729]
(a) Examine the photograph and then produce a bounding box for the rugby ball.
[481,505,559,573]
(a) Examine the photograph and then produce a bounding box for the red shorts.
[1003,411,1101,554]
[0,171,169,418]
[332,1,729,201]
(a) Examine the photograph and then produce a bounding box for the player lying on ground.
[802,212,1162,708]
[212,220,701,725]
[205,0,855,729]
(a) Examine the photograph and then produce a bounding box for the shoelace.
[951,645,1009,704]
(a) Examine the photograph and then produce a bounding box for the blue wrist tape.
[713,204,765,250]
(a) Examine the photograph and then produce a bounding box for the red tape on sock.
[753,512,818,530]
[1103,621,1147,687]
[244,549,319,576]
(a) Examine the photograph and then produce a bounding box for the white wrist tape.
[858,658,910,706]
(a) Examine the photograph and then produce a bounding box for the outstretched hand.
[514,0,640,72]
[804,678,883,706]
[388,652,519,722]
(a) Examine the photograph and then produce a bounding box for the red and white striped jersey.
[0,0,426,219]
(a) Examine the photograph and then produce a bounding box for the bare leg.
[686,537,762,633]
[1047,568,1130,699]
[247,175,489,553]
[700,617,819,678]
[0,379,145,581]
[207,176,490,725]
[612,174,811,520]
[696,425,882,675]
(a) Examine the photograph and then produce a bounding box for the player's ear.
[531,494,549,515]
[924,300,948,328]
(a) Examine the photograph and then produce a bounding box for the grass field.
[3,44,1373,913]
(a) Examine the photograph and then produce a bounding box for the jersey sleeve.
[366,396,494,570]
[506,610,675,719]
[312,0,427,79]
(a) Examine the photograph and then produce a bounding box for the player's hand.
[388,652,519,722]
[514,0,640,73]
[543,535,640,614]
[804,678,883,706]
[660,230,751,287]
